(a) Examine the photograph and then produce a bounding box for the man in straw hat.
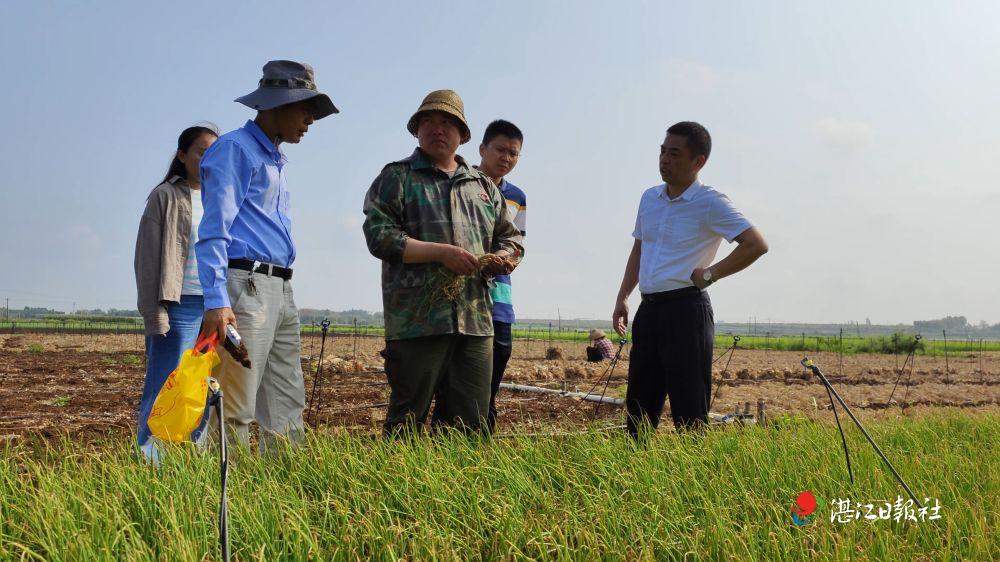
[197,60,338,452]
[586,329,615,362]
[612,122,768,437]
[363,90,524,435]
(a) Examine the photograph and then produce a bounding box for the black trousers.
[431,321,513,433]
[586,346,604,362]
[625,287,714,436]
[486,321,513,432]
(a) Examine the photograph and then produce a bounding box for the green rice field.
[1,412,996,561]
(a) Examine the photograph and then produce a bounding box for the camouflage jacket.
[362,149,525,340]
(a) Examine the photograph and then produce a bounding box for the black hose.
[824,383,854,484]
[802,358,922,508]
[565,338,626,419]
[594,341,626,416]
[208,379,230,562]
[709,336,740,411]
[305,320,331,426]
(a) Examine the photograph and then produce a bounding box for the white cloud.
[813,118,874,148]
[67,223,101,259]
[663,58,722,96]
[341,214,363,229]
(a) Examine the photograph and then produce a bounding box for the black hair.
[161,123,220,183]
[482,119,524,146]
[666,121,711,161]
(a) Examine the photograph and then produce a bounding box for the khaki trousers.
[206,268,305,453]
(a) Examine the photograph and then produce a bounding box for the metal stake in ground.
[207,378,230,562]
[980,339,985,383]
[353,317,358,361]
[305,319,331,426]
[838,327,844,376]
[801,357,923,508]
[942,330,949,376]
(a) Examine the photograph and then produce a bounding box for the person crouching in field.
[363,90,524,435]
[612,122,768,436]
[197,60,338,453]
[586,329,615,362]
[134,124,219,463]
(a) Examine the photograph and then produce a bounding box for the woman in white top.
[134,124,218,462]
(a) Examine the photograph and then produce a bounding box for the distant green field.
[268,324,1000,356]
[5,319,999,356]
[710,333,1000,357]
[1,412,995,560]
[1,319,144,332]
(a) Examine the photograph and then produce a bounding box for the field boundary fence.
[3,320,1000,358]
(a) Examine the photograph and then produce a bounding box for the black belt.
[641,286,702,302]
[228,259,293,280]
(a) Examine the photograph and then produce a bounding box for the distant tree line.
[298,308,384,326]
[913,316,973,332]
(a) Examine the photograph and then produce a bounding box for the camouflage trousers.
[382,334,492,435]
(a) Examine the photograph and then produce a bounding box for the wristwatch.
[702,268,715,285]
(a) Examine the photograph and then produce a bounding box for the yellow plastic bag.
[148,333,220,443]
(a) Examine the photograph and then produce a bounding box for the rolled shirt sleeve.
[196,140,252,310]
[362,168,410,263]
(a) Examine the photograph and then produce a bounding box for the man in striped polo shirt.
[479,120,526,432]
[433,119,526,433]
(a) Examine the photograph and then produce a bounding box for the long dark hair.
[161,124,220,183]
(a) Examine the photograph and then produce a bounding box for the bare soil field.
[2,332,998,443]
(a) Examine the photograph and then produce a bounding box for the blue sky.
[1,1,998,324]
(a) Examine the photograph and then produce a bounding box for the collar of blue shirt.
[243,120,288,164]
[659,178,703,201]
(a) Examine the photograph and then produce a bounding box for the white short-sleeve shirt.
[631,180,752,294]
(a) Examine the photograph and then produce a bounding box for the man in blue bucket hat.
[197,60,338,453]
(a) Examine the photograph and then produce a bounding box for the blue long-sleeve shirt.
[196,120,296,310]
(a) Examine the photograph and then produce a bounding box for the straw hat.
[589,329,606,341]
[406,89,471,144]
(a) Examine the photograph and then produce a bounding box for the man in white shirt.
[612,122,768,436]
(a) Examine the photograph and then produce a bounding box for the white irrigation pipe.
[499,382,625,405]
[499,382,757,425]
